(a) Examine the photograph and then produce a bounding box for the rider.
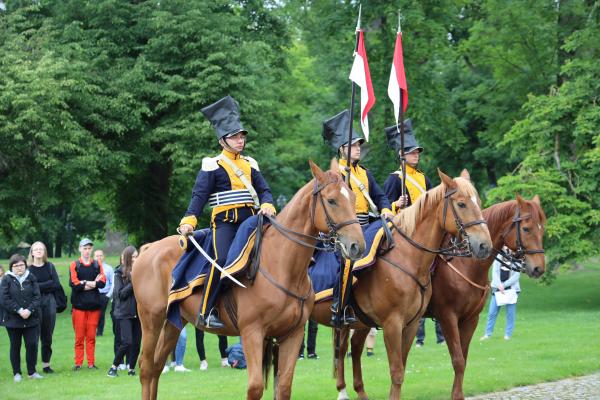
[323,109,393,326]
[383,119,431,212]
[179,95,276,329]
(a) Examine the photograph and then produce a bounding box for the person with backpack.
[28,241,62,373]
[69,238,106,370]
[1,254,43,381]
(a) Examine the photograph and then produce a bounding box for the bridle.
[389,187,487,257]
[495,206,545,272]
[266,177,360,253]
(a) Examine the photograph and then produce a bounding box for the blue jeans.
[484,292,517,337]
[175,328,187,366]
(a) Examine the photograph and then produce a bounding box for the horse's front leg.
[349,327,370,400]
[334,326,350,400]
[274,326,305,400]
[150,321,183,399]
[455,315,480,400]
[242,327,267,400]
[382,317,406,400]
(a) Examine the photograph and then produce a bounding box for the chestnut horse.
[132,160,366,400]
[311,169,493,400]
[428,195,546,400]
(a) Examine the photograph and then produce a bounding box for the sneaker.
[221,358,230,368]
[73,365,82,371]
[307,353,319,359]
[14,373,22,382]
[88,364,99,370]
[107,367,118,378]
[298,353,304,360]
[366,350,374,357]
[169,361,176,368]
[480,335,490,341]
[128,369,136,376]
[504,335,511,340]
[42,367,55,374]
[161,365,169,374]
[173,365,191,372]
[28,372,44,379]
[200,360,208,371]
[415,342,423,348]
[118,364,127,371]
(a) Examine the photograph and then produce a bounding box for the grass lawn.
[0,256,599,399]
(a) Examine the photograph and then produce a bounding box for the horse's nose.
[533,266,543,277]
[349,242,362,260]
[476,241,491,259]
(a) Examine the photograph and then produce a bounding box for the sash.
[340,166,379,215]
[219,155,260,209]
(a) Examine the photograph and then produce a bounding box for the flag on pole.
[349,30,376,141]
[388,31,408,124]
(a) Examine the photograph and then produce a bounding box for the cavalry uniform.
[323,109,392,325]
[180,95,275,328]
[383,119,431,210]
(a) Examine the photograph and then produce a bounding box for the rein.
[495,206,545,272]
[389,187,487,257]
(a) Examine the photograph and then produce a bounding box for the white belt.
[208,190,254,208]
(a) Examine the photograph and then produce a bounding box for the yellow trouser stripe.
[202,218,219,315]
[341,259,351,302]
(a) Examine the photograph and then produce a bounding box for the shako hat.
[384,119,423,153]
[201,95,247,140]
[322,109,364,150]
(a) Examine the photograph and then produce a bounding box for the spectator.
[415,318,445,347]
[162,329,191,373]
[0,265,5,325]
[1,254,43,381]
[365,328,378,356]
[481,249,521,341]
[94,249,114,337]
[298,320,319,359]
[111,254,127,371]
[107,246,140,377]
[69,238,106,370]
[28,241,61,373]
[195,328,228,370]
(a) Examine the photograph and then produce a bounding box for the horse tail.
[262,338,275,388]
[332,327,341,378]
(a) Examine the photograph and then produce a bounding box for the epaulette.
[242,155,260,171]
[201,156,220,172]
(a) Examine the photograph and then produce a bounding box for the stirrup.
[342,305,357,325]
[196,309,225,329]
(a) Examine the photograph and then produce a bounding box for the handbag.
[494,288,518,306]
[54,284,68,313]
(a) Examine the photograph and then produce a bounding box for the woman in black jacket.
[1,254,42,382]
[28,241,61,373]
[107,246,140,377]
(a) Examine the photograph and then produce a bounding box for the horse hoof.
[337,388,350,400]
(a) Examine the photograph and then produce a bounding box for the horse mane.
[393,177,478,236]
[483,199,547,234]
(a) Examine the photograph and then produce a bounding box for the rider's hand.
[259,207,275,218]
[395,195,408,209]
[179,224,194,235]
[381,211,394,220]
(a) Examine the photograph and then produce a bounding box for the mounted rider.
[323,109,393,326]
[383,119,431,212]
[178,95,276,329]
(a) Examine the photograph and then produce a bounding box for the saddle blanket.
[311,219,392,303]
[166,215,261,329]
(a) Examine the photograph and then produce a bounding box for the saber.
[184,232,247,289]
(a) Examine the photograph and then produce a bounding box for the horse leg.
[242,328,266,400]
[139,311,165,400]
[382,319,406,400]
[438,314,468,400]
[149,322,182,400]
[349,328,370,400]
[274,327,305,400]
[335,327,350,400]
[455,316,479,400]
[401,319,420,366]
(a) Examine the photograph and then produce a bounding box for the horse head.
[502,194,546,278]
[309,159,366,260]
[438,169,492,259]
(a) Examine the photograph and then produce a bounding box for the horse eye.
[327,199,337,206]
[457,202,466,208]
[522,226,530,233]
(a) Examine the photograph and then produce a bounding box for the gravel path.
[467,373,600,399]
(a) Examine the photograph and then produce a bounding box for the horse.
[311,169,493,400]
[427,195,546,400]
[132,159,366,400]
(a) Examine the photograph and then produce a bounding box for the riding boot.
[196,265,224,329]
[197,308,225,329]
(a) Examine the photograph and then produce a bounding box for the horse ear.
[516,193,527,209]
[309,159,324,181]
[438,168,456,189]
[531,194,541,205]
[460,169,471,181]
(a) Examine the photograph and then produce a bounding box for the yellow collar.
[221,149,241,160]
[404,164,418,174]
[339,159,361,171]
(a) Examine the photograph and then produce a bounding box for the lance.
[396,11,407,208]
[346,4,362,185]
